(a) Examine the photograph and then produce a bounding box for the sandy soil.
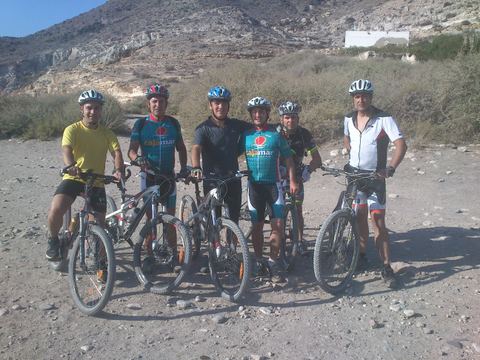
[0,137,479,360]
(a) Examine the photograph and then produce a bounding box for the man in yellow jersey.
[45,90,124,261]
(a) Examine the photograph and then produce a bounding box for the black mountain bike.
[105,160,192,294]
[313,166,378,294]
[50,164,119,316]
[179,172,250,302]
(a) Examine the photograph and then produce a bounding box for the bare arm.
[343,135,351,154]
[111,149,124,179]
[176,140,188,169]
[191,144,202,168]
[308,148,322,171]
[286,157,299,194]
[128,140,140,161]
[389,138,407,169]
[62,145,75,166]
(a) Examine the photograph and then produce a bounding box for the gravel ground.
[0,137,479,360]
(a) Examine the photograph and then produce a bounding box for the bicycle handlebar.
[321,165,378,180]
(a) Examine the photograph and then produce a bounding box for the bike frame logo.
[156,126,167,136]
[254,136,266,147]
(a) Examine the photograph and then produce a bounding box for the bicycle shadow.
[349,225,480,297]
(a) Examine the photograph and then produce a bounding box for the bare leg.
[370,211,390,265]
[269,218,283,260]
[47,194,75,237]
[355,206,370,255]
[251,221,265,259]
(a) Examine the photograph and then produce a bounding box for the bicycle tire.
[179,195,202,258]
[313,209,359,294]
[281,203,299,270]
[134,214,192,294]
[208,217,250,302]
[68,224,116,316]
[105,195,120,245]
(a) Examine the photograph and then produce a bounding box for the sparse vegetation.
[0,94,127,140]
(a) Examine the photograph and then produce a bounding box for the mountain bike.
[106,160,192,295]
[50,164,119,316]
[313,166,378,294]
[179,172,250,302]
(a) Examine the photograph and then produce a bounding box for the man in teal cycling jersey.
[240,96,299,283]
[128,83,188,267]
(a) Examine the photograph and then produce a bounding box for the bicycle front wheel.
[68,224,116,316]
[179,195,202,258]
[208,217,250,302]
[134,214,192,294]
[313,209,359,294]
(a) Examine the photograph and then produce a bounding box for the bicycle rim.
[68,225,115,316]
[134,214,192,294]
[208,218,250,302]
[179,195,202,258]
[313,209,359,294]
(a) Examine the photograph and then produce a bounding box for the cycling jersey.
[194,117,251,177]
[277,124,317,177]
[344,106,403,171]
[130,114,183,175]
[62,121,120,187]
[241,125,292,184]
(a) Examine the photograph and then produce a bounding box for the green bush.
[0,93,127,140]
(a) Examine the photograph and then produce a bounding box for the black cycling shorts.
[54,179,107,213]
[247,182,285,222]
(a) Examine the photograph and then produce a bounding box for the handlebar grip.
[60,161,77,176]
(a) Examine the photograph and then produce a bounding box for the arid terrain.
[0,136,479,359]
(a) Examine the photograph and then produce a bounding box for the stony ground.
[0,138,479,360]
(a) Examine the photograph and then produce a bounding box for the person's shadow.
[386,226,479,287]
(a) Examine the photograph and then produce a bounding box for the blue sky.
[0,0,107,37]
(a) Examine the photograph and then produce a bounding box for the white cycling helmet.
[78,89,105,105]
[349,79,374,95]
[247,96,271,111]
[278,101,301,116]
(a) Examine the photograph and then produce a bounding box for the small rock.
[238,306,245,312]
[80,345,93,352]
[176,300,191,309]
[126,303,142,310]
[423,328,434,334]
[369,319,381,329]
[0,308,9,316]
[446,340,463,349]
[455,209,464,214]
[389,304,402,312]
[11,304,24,311]
[341,148,349,156]
[259,307,273,315]
[163,335,173,341]
[199,356,211,360]
[415,321,426,328]
[422,221,433,227]
[194,296,206,302]
[250,355,266,360]
[39,303,55,311]
[212,313,227,324]
[457,146,468,152]
[403,309,415,318]
[417,170,425,175]
[446,170,453,175]
[388,193,399,199]
[329,149,339,157]
[438,178,445,183]
[472,342,480,353]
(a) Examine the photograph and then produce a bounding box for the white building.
[345,31,410,48]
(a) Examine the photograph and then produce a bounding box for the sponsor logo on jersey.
[144,139,176,146]
[156,126,167,136]
[246,149,274,157]
[254,136,266,147]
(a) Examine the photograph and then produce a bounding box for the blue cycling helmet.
[247,96,271,111]
[78,89,104,105]
[207,86,232,101]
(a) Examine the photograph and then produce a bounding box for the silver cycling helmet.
[246,96,271,111]
[78,89,105,105]
[278,101,301,116]
[349,79,374,95]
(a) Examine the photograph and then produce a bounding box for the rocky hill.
[0,0,478,100]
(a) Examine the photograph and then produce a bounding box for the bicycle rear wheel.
[134,214,192,294]
[313,209,359,294]
[179,195,202,258]
[208,217,250,302]
[68,225,115,316]
[280,203,299,270]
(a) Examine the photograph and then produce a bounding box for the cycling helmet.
[278,101,301,116]
[207,86,232,101]
[246,96,271,111]
[145,83,169,99]
[349,79,374,95]
[78,89,104,105]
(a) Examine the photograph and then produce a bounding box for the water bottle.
[213,240,222,258]
[126,207,140,224]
